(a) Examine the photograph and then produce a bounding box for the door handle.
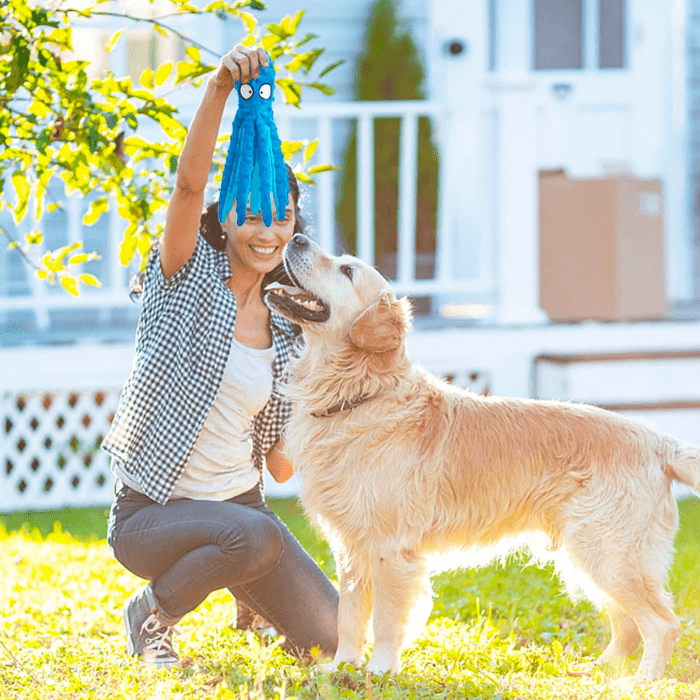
[552,83,573,100]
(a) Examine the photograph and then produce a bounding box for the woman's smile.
[250,244,278,256]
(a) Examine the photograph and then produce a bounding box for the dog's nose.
[290,233,309,247]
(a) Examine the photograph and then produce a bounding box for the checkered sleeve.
[249,319,298,471]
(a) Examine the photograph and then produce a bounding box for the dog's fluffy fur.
[266,235,700,678]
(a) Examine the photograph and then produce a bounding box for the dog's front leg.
[366,549,432,675]
[324,563,373,671]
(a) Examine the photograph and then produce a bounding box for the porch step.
[534,350,700,409]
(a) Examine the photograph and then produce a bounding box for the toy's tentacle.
[249,159,261,216]
[267,118,289,221]
[219,112,246,224]
[256,121,274,227]
[235,117,256,226]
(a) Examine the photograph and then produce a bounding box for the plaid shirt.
[102,233,300,505]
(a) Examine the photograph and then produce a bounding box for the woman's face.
[222,192,296,276]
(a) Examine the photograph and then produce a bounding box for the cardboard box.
[539,170,667,322]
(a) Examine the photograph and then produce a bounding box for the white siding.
[689,1,700,295]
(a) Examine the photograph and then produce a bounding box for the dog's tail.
[667,441,700,495]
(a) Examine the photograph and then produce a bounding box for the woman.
[103,44,338,667]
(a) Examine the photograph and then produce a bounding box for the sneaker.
[123,585,180,667]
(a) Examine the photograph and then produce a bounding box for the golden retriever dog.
[266,233,699,679]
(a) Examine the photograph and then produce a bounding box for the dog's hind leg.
[563,510,680,677]
[603,582,680,679]
[326,562,374,671]
[597,600,642,664]
[365,549,432,675]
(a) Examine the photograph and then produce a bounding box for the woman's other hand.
[265,440,294,483]
[209,45,270,92]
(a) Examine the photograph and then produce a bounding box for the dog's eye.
[340,265,355,281]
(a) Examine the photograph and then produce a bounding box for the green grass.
[1,498,699,699]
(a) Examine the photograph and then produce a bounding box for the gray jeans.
[107,482,338,658]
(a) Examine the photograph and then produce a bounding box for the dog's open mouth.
[265,276,330,323]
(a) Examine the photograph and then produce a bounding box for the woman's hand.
[209,44,270,93]
[265,440,295,483]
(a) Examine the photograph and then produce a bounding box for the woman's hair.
[200,163,305,251]
[131,163,305,297]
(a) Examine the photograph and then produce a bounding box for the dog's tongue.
[265,281,307,296]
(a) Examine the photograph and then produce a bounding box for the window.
[534,0,583,70]
[126,31,159,83]
[81,196,111,291]
[599,0,625,69]
[533,0,625,70]
[0,213,30,297]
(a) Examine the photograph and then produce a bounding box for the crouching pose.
[103,44,338,667]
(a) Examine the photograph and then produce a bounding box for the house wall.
[689,0,700,297]
[240,0,430,102]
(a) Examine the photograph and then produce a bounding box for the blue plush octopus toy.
[218,55,289,227]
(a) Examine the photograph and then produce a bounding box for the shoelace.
[140,614,178,659]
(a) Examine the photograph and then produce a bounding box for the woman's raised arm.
[159,45,269,280]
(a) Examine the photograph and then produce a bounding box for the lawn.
[1,498,699,700]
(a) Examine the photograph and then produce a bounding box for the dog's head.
[265,234,412,353]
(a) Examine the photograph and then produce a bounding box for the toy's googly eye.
[259,84,272,100]
[240,84,254,100]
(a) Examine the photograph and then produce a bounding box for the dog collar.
[311,395,375,418]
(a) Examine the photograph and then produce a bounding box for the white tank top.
[169,336,275,500]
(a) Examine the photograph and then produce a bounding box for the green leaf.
[36,129,52,155]
[294,32,318,49]
[55,242,82,263]
[266,23,284,37]
[281,140,303,160]
[304,140,318,162]
[68,253,90,265]
[140,67,155,90]
[11,171,30,222]
[79,273,101,287]
[240,11,256,33]
[83,196,109,225]
[287,49,324,75]
[276,78,301,108]
[319,59,345,79]
[105,112,118,130]
[294,171,314,184]
[105,29,123,52]
[25,231,43,246]
[307,82,335,96]
[153,24,168,39]
[307,164,339,175]
[175,61,194,84]
[185,45,201,63]
[154,62,173,86]
[87,125,99,152]
[289,9,305,34]
[261,34,280,51]
[61,276,79,296]
[42,253,63,272]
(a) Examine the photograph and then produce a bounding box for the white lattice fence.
[1,387,120,513]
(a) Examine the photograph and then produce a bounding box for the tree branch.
[84,11,222,60]
[0,228,41,272]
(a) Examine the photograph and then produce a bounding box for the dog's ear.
[349,294,412,353]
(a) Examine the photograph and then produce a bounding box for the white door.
[496,0,667,178]
[491,0,692,304]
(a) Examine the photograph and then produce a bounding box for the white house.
[2,0,699,511]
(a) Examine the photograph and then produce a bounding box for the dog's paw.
[317,659,359,675]
[365,655,396,676]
